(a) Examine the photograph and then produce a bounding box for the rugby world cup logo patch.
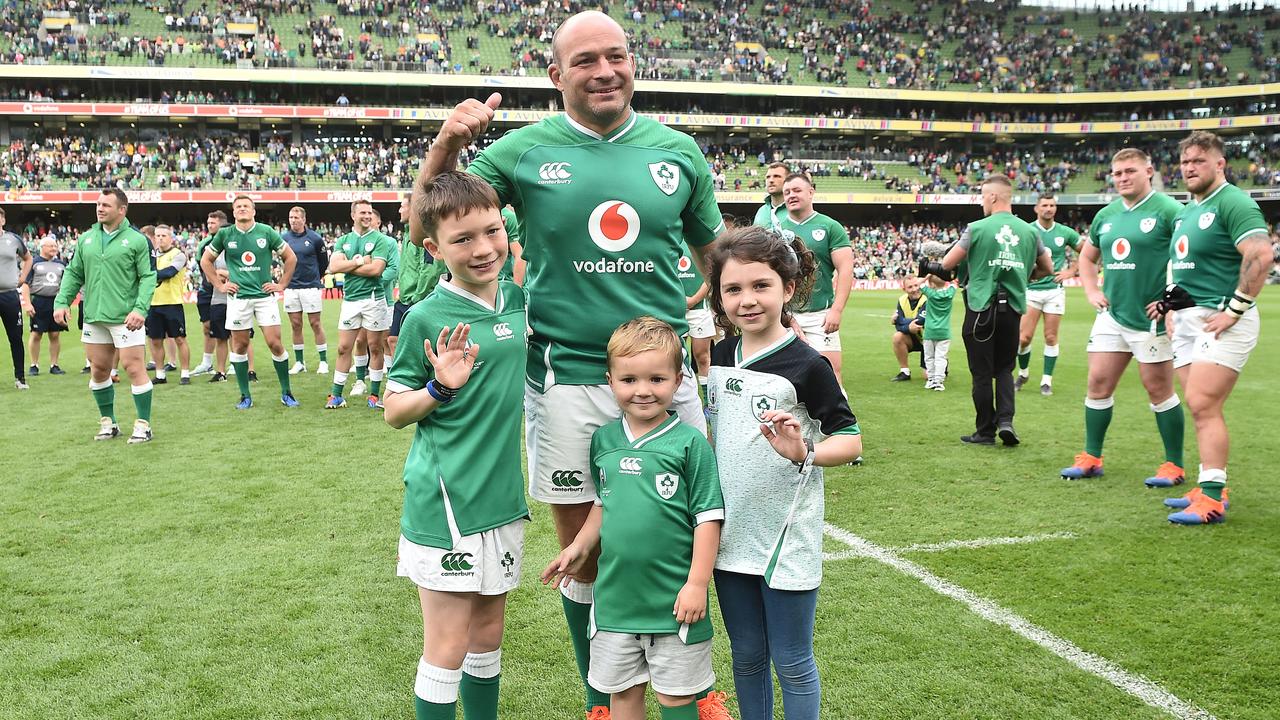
[1140,217,1157,234]
[1198,212,1215,230]
[1110,238,1131,261]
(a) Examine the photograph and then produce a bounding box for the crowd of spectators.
[3,0,1279,91]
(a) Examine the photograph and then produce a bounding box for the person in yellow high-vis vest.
[145,224,191,385]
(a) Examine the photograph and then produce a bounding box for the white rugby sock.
[415,658,462,704]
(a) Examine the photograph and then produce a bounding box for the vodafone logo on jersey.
[241,251,256,265]
[588,201,640,252]
[677,256,692,272]
[1110,237,1131,261]
[1174,235,1190,259]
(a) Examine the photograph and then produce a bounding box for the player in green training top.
[384,171,527,720]
[778,173,852,390]
[752,162,790,230]
[325,200,395,409]
[1147,132,1272,525]
[1059,148,1187,489]
[411,12,728,718]
[544,317,723,720]
[53,189,157,443]
[199,194,298,410]
[1016,193,1082,396]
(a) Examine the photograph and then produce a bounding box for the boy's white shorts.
[396,519,527,595]
[588,629,715,697]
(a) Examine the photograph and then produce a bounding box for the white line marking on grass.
[823,522,1218,720]
[821,531,1077,561]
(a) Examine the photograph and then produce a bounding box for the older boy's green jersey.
[920,284,956,340]
[207,222,284,300]
[1171,182,1269,309]
[589,413,723,644]
[1027,222,1082,290]
[467,111,725,391]
[387,279,529,549]
[778,212,851,312]
[1089,191,1182,331]
[335,229,393,302]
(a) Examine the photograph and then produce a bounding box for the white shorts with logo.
[1170,305,1259,372]
[526,373,705,504]
[226,296,281,330]
[588,630,715,696]
[338,297,391,332]
[283,287,322,314]
[686,307,715,340]
[82,321,146,348]
[1086,310,1172,364]
[396,519,527,595]
[794,309,841,351]
[1026,287,1066,315]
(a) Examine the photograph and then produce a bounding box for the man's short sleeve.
[466,134,519,207]
[386,307,434,394]
[677,138,724,247]
[957,226,973,251]
[267,227,285,252]
[685,432,724,523]
[1223,192,1269,246]
[829,222,851,250]
[371,234,393,262]
[207,228,226,254]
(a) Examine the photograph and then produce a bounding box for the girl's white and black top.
[707,331,859,590]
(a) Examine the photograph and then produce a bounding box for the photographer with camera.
[919,175,1052,446]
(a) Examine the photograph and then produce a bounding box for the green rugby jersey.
[778,212,851,313]
[380,231,400,307]
[1088,191,1182,331]
[396,228,430,306]
[54,222,155,324]
[958,212,1042,314]
[1171,182,1269,309]
[387,279,529,549]
[335,229,393,302]
[467,111,724,390]
[500,206,521,282]
[207,222,285,300]
[1027,221,1082,291]
[589,413,723,644]
[677,242,706,311]
[920,284,956,340]
[753,198,787,229]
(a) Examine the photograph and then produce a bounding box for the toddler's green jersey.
[920,285,957,340]
[590,414,723,644]
[677,242,706,311]
[1027,222,1082,290]
[467,111,724,390]
[387,280,529,549]
[380,231,400,307]
[1089,191,1182,331]
[1170,182,1269,309]
[778,212,851,313]
[54,222,155,323]
[335,229,394,302]
[207,222,285,300]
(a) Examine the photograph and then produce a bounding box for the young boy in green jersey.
[383,171,528,720]
[920,273,957,391]
[543,317,725,720]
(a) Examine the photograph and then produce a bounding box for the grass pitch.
[3,289,1278,719]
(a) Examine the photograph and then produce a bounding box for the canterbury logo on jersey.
[493,322,513,340]
[619,457,643,474]
[550,470,584,488]
[538,162,573,184]
[725,378,743,394]
[440,552,475,573]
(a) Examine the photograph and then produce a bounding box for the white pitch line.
[821,531,1077,561]
[822,522,1218,720]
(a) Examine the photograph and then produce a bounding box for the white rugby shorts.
[338,296,391,332]
[1086,310,1172,364]
[82,321,146,348]
[226,296,281,330]
[1026,287,1066,315]
[283,287,322,314]
[1170,305,1259,372]
[396,519,527,595]
[794,309,841,351]
[686,307,716,340]
[588,630,714,697]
